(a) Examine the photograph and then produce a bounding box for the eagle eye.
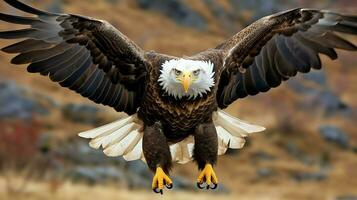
[173,69,182,76]
[193,69,201,76]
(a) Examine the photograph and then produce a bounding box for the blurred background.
[0,0,357,199]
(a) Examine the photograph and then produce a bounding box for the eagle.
[1,0,357,194]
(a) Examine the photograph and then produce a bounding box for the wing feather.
[0,13,43,25]
[3,0,55,16]
[59,54,93,86]
[0,0,150,115]
[11,42,73,64]
[27,45,82,74]
[2,39,55,53]
[217,8,357,108]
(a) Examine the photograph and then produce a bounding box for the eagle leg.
[193,122,219,190]
[143,122,173,194]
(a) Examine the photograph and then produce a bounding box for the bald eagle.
[1,0,357,194]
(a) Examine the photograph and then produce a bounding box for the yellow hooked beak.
[181,71,193,93]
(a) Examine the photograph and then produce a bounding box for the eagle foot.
[152,167,173,194]
[196,164,218,190]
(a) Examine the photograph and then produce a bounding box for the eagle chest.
[141,71,217,131]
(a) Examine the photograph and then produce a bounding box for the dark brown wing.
[216,8,357,108]
[0,0,149,114]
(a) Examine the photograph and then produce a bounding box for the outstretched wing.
[0,0,148,114]
[216,8,357,108]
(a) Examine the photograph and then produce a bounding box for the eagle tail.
[78,110,265,164]
[78,114,144,161]
[168,110,265,164]
[214,110,266,156]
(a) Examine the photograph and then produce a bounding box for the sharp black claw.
[210,183,218,190]
[166,183,173,189]
[153,188,163,195]
[197,182,205,189]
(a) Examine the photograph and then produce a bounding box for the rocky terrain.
[0,0,357,199]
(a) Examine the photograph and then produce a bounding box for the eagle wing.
[0,0,148,114]
[216,8,357,108]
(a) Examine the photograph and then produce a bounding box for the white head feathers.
[158,59,215,99]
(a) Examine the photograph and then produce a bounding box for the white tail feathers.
[170,136,195,164]
[215,111,266,137]
[78,114,144,161]
[213,111,265,158]
[78,110,265,164]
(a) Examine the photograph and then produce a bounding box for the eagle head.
[158,59,215,99]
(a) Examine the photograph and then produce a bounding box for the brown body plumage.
[1,1,357,194]
[139,51,223,141]
[139,51,224,176]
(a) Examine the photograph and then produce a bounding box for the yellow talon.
[152,167,173,194]
[197,164,218,189]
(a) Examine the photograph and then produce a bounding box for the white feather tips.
[78,114,144,161]
[123,139,143,161]
[78,116,135,140]
[212,110,265,156]
[103,129,142,157]
[167,110,265,163]
[216,126,246,155]
[78,110,265,164]
[170,136,194,164]
[215,110,266,136]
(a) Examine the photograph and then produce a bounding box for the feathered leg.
[194,122,219,190]
[143,122,173,194]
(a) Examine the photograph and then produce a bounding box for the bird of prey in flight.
[1,0,357,194]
